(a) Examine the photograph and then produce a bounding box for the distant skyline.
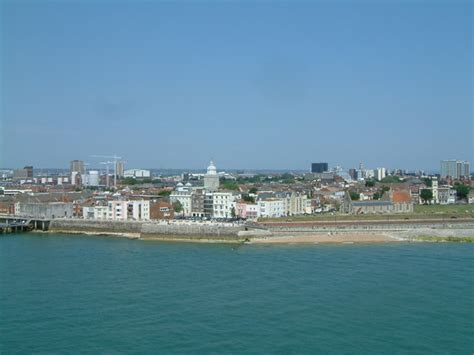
[1,1,473,170]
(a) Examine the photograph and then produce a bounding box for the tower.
[204,161,219,192]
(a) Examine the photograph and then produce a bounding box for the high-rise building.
[348,168,358,180]
[70,160,85,174]
[204,161,219,192]
[311,163,328,173]
[375,167,386,181]
[13,166,33,179]
[440,160,470,179]
[116,161,125,178]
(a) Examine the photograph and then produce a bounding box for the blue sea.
[1,233,473,353]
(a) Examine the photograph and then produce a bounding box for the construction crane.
[91,155,122,188]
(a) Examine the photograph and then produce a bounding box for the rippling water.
[1,233,473,353]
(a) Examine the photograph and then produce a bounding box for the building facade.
[70,160,85,174]
[311,163,328,173]
[440,160,470,179]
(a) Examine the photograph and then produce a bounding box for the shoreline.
[248,231,401,244]
[29,229,474,245]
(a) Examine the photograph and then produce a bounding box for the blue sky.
[1,1,472,171]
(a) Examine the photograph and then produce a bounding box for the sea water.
[1,233,473,353]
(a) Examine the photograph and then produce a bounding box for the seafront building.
[83,199,150,221]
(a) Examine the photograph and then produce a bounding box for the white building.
[258,199,285,218]
[170,183,193,216]
[84,170,100,187]
[212,192,236,219]
[124,169,151,178]
[83,205,108,220]
[83,200,150,220]
[375,168,386,181]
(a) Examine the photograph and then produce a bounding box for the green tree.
[280,173,295,184]
[421,178,432,187]
[249,187,258,194]
[172,200,183,213]
[158,190,172,197]
[221,181,239,191]
[454,184,470,201]
[365,180,375,187]
[373,192,381,200]
[122,177,138,185]
[242,195,255,203]
[420,189,433,204]
[349,191,360,201]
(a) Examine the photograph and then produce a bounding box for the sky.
[1,0,472,171]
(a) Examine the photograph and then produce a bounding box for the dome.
[177,182,184,187]
[207,160,217,175]
[185,182,192,187]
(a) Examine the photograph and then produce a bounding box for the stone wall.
[49,219,268,241]
[50,219,142,234]
[141,223,243,238]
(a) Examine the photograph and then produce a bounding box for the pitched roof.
[392,191,412,203]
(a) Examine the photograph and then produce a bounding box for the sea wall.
[141,222,242,236]
[48,219,269,241]
[49,219,143,236]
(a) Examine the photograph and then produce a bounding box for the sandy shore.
[249,232,401,244]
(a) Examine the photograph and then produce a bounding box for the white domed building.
[204,160,219,192]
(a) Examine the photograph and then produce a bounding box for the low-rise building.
[258,198,285,218]
[124,169,151,178]
[342,189,413,214]
[170,183,193,216]
[235,201,259,219]
[150,200,174,220]
[15,202,73,219]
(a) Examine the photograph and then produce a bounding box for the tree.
[221,181,239,191]
[373,192,381,200]
[172,200,183,213]
[420,189,433,204]
[242,195,255,203]
[349,191,360,201]
[365,180,375,187]
[249,187,258,194]
[230,207,236,218]
[381,186,390,194]
[158,190,172,197]
[122,177,138,185]
[454,183,470,201]
[421,178,432,187]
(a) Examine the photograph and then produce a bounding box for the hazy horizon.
[1,1,472,171]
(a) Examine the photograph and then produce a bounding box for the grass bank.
[259,204,474,223]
